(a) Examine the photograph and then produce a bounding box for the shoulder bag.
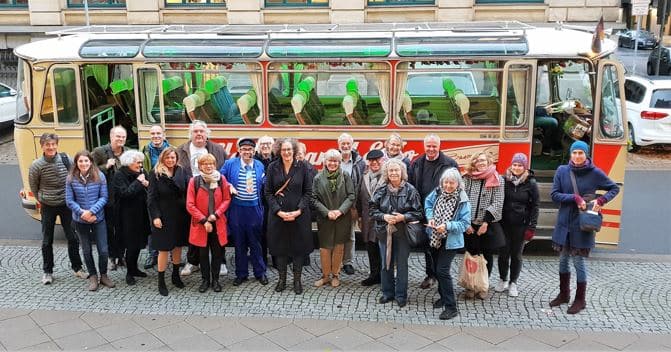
[569,171,603,232]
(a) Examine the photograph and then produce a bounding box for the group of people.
[29,121,619,320]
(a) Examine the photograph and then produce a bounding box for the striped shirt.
[234,162,258,204]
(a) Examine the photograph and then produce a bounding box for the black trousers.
[464,224,494,277]
[187,243,226,267]
[424,247,439,279]
[199,232,223,283]
[104,205,124,260]
[41,204,82,274]
[125,247,141,276]
[499,223,526,283]
[366,241,381,278]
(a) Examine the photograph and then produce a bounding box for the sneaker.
[342,264,355,275]
[494,280,509,292]
[73,269,88,279]
[439,309,459,320]
[219,264,228,276]
[180,263,199,276]
[41,273,53,285]
[508,282,519,297]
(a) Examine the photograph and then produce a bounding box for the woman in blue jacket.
[549,141,620,314]
[424,168,471,320]
[65,150,114,291]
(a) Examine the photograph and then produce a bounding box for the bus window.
[158,62,262,125]
[138,68,160,124]
[40,70,55,123]
[397,61,501,126]
[504,63,533,138]
[15,59,30,124]
[599,64,625,139]
[267,62,389,126]
[40,67,78,124]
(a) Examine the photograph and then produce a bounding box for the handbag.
[405,221,428,248]
[569,171,603,232]
[457,251,489,293]
[484,221,506,249]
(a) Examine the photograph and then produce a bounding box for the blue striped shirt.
[234,162,258,204]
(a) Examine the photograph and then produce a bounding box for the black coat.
[502,171,540,229]
[112,166,150,251]
[369,182,423,242]
[264,159,313,257]
[408,153,458,201]
[147,166,190,251]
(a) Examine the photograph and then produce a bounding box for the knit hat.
[570,140,589,154]
[511,153,528,168]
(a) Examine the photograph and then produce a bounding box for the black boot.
[198,279,209,293]
[275,266,287,292]
[172,264,185,288]
[293,264,303,295]
[158,271,168,296]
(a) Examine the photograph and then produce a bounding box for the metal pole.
[657,0,667,75]
[634,18,641,74]
[84,0,90,27]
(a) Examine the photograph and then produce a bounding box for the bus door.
[42,64,87,156]
[135,64,164,150]
[592,59,627,247]
[499,60,536,173]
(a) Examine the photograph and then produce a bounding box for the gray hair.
[439,167,464,191]
[338,133,353,144]
[424,133,440,145]
[386,133,403,145]
[381,158,408,183]
[109,125,127,137]
[188,120,211,140]
[323,148,342,162]
[256,135,274,153]
[119,150,144,167]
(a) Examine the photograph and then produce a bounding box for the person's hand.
[106,158,116,169]
[427,219,436,228]
[477,222,488,236]
[208,214,217,222]
[229,184,238,195]
[80,210,92,221]
[393,212,405,223]
[466,225,475,235]
[327,210,338,220]
[574,195,586,210]
[592,196,607,212]
[435,223,446,234]
[383,214,396,224]
[204,222,213,233]
[153,218,162,229]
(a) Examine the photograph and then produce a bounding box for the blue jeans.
[435,247,458,312]
[75,220,109,276]
[379,233,410,302]
[559,250,587,282]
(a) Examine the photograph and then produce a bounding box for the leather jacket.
[368,182,423,241]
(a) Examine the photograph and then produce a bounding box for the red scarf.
[469,165,500,188]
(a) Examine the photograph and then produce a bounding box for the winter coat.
[502,171,540,229]
[186,175,231,248]
[264,159,314,257]
[312,169,355,248]
[357,171,384,243]
[220,157,265,207]
[112,166,150,250]
[342,150,366,207]
[424,187,471,250]
[463,175,505,224]
[369,182,423,242]
[142,141,172,172]
[147,166,190,250]
[176,140,227,176]
[551,161,620,249]
[65,171,108,224]
[91,143,127,206]
[29,153,71,206]
[408,153,458,201]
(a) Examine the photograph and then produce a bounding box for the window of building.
[165,0,225,6]
[368,0,434,6]
[0,0,28,7]
[265,0,328,7]
[67,0,126,8]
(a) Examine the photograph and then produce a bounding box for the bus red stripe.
[601,209,621,216]
[602,221,620,229]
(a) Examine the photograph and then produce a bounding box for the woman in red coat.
[186,153,231,293]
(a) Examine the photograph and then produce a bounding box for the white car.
[618,75,671,151]
[0,82,25,127]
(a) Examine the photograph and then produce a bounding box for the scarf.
[326,169,340,193]
[148,140,169,169]
[430,188,460,249]
[387,180,405,194]
[363,170,383,198]
[569,158,592,170]
[201,170,221,189]
[469,165,500,188]
[504,168,529,186]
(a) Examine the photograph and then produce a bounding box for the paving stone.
[420,342,454,351]
[464,326,520,344]
[227,335,282,351]
[206,322,258,347]
[437,332,497,350]
[378,329,433,350]
[96,320,146,342]
[184,315,231,332]
[87,344,119,351]
[238,317,293,334]
[522,329,579,348]
[404,323,462,342]
[18,341,61,351]
[151,321,201,345]
[580,331,641,350]
[351,340,396,350]
[81,312,129,329]
[496,334,559,350]
[0,315,39,336]
[111,332,165,351]
[292,318,348,336]
[263,325,315,348]
[558,338,618,351]
[319,327,376,350]
[42,318,92,340]
[0,308,30,321]
[0,327,51,350]
[348,320,401,339]
[165,334,223,351]
[29,310,82,327]
[291,337,342,351]
[54,330,108,350]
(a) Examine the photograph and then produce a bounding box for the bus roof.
[14,22,615,62]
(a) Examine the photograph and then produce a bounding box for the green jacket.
[312,169,355,248]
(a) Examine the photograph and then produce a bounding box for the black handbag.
[406,221,428,248]
[484,221,506,249]
[569,171,603,232]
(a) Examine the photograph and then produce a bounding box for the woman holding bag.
[549,141,619,314]
[424,168,471,320]
[462,152,505,300]
[495,153,539,297]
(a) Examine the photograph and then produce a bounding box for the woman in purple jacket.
[65,150,115,291]
[549,141,619,314]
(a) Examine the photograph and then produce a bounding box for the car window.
[650,89,671,108]
[624,80,646,104]
[0,84,10,97]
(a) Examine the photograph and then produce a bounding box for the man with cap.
[220,137,268,286]
[357,149,385,286]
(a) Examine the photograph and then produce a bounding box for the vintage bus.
[13,22,626,246]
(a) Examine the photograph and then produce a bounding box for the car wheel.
[648,63,654,76]
[628,124,640,153]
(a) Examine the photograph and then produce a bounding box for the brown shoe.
[88,275,98,291]
[99,274,116,288]
[331,277,341,288]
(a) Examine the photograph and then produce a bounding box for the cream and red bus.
[13,22,626,246]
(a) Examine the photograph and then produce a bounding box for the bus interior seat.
[110,79,135,119]
[267,87,287,120]
[342,78,369,125]
[163,76,188,122]
[84,65,110,111]
[205,76,243,124]
[183,93,210,122]
[291,77,322,125]
[237,88,259,125]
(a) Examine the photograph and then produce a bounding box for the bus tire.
[628,124,640,153]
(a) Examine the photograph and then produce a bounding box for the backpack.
[60,152,71,171]
[192,175,224,199]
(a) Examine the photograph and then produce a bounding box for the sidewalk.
[0,243,670,351]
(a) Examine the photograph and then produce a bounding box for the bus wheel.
[628,124,640,153]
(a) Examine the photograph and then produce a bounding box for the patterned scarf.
[201,169,222,189]
[430,188,460,249]
[504,168,529,186]
[326,169,340,193]
[469,165,501,188]
[363,170,382,198]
